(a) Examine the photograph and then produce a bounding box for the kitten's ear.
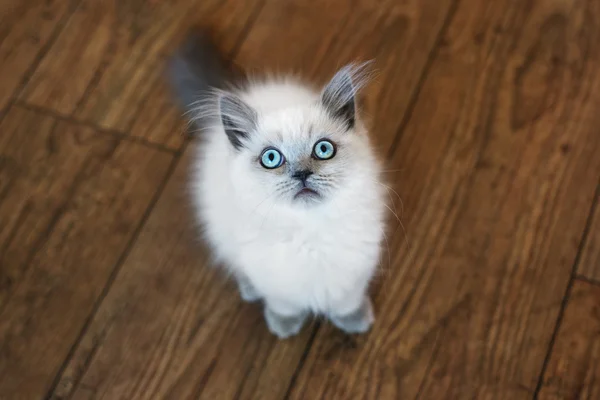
[219,92,257,150]
[321,62,370,130]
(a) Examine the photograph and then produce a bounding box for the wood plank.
[0,0,76,110]
[20,0,261,149]
[45,1,456,399]
[234,0,456,153]
[538,279,600,400]
[577,189,600,281]
[286,0,600,398]
[0,106,174,399]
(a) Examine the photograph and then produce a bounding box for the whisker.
[374,180,404,219]
[382,202,412,274]
[384,203,401,225]
[383,186,397,215]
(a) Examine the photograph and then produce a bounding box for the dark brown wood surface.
[538,280,600,399]
[19,0,261,149]
[578,190,600,282]
[0,0,77,111]
[1,0,599,399]
[0,106,174,399]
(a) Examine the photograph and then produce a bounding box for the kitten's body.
[197,81,384,315]
[170,33,386,338]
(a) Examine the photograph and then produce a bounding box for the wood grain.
[47,146,314,400]
[20,0,262,149]
[286,0,600,398]
[577,188,600,281]
[0,106,174,399]
[234,0,456,153]
[0,0,76,110]
[538,280,600,400]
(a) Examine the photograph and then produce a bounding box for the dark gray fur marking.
[219,94,257,150]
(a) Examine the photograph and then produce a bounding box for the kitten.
[168,32,386,338]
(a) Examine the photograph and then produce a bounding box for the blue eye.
[260,148,284,169]
[313,140,336,160]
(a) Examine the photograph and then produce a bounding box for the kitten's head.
[216,63,377,208]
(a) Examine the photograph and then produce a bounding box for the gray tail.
[166,30,236,129]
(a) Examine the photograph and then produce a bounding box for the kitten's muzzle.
[291,170,320,200]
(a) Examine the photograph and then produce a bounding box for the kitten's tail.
[166,29,236,130]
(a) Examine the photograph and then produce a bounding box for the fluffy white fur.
[191,65,386,338]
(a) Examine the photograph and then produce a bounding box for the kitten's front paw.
[264,307,307,339]
[237,277,261,302]
[331,298,375,334]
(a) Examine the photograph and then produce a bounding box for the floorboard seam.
[532,179,600,398]
[386,0,461,160]
[14,101,179,154]
[42,144,185,400]
[0,0,83,127]
[281,321,322,400]
[574,274,600,287]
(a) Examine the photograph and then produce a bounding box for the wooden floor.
[1,0,600,399]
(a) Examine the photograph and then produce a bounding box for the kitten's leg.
[236,275,261,302]
[330,296,375,334]
[264,301,308,339]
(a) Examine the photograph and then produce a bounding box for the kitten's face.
[230,106,371,207]
[219,63,373,209]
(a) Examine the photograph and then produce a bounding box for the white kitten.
[187,63,386,338]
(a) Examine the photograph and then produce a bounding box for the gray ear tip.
[218,91,257,128]
[217,91,232,106]
[337,60,375,88]
[322,61,374,104]
[341,59,375,71]
[218,91,253,114]
[217,91,240,111]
